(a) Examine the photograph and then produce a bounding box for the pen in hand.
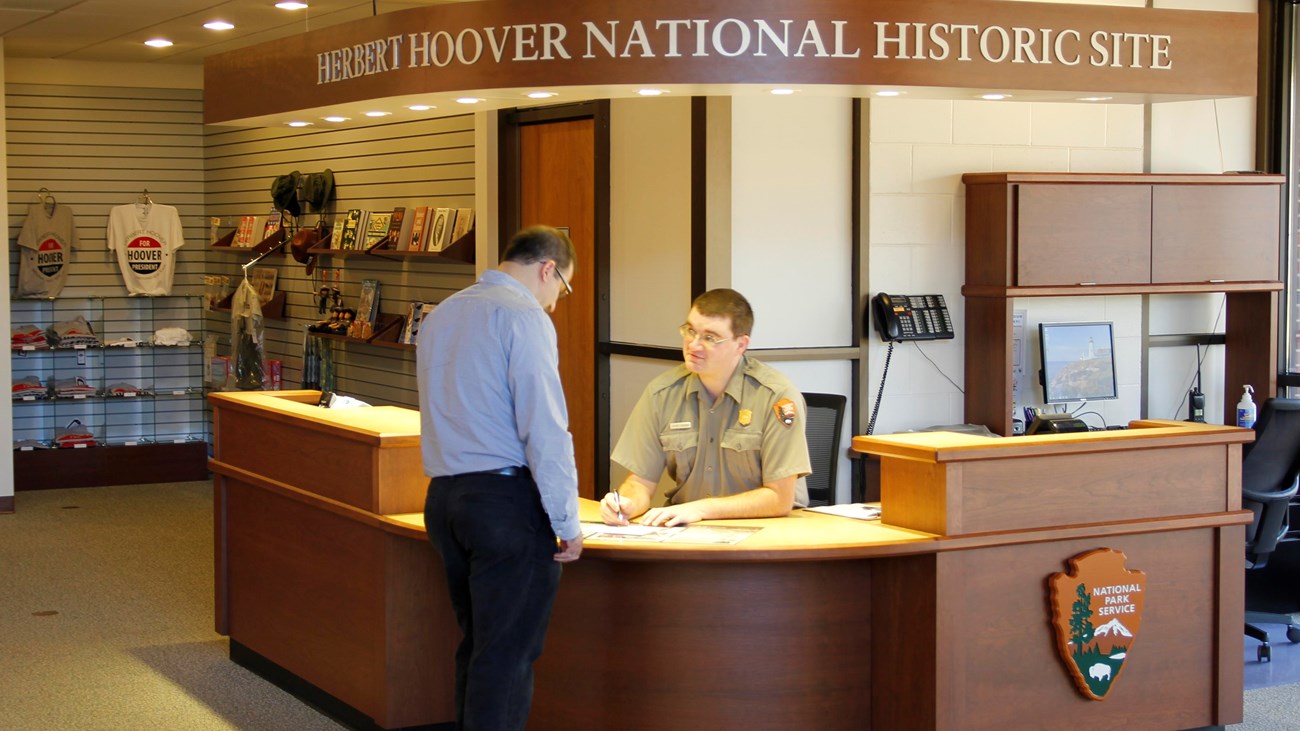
[613,488,624,522]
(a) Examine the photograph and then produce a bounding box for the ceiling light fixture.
[1078,96,1113,102]
[637,89,666,96]
[527,91,557,99]
[456,97,482,104]
[322,116,350,123]
[981,93,1011,100]
[275,2,309,9]
[287,121,312,128]
[770,89,796,96]
[407,104,435,111]
[204,21,235,31]
[875,90,902,97]
[144,39,173,48]
[364,111,390,117]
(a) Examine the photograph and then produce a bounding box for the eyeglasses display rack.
[10,294,210,490]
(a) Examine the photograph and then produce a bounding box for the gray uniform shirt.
[611,356,812,508]
[416,269,580,540]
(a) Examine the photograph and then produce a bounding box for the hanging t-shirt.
[16,201,78,298]
[107,202,184,296]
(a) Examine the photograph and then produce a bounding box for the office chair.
[803,392,847,507]
[1243,398,1300,662]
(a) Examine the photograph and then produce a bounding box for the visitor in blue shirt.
[418,224,581,730]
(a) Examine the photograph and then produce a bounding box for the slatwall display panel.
[6,84,208,299]
[204,116,477,407]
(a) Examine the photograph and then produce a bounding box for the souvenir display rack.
[10,295,209,489]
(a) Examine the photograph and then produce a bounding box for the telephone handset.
[870,293,955,342]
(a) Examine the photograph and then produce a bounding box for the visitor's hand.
[640,504,705,527]
[555,533,583,562]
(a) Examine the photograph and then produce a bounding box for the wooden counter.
[212,393,1248,730]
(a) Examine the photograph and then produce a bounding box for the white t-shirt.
[107,202,184,296]
[16,201,78,298]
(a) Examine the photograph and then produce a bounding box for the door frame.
[498,101,613,494]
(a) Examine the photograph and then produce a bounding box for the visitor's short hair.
[691,288,754,338]
[502,225,576,272]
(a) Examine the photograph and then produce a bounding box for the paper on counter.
[803,503,882,521]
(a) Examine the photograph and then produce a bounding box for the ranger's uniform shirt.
[612,356,812,508]
[16,201,77,298]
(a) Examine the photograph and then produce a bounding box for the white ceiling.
[0,0,462,65]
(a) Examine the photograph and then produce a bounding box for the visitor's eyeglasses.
[679,324,733,348]
[553,265,572,299]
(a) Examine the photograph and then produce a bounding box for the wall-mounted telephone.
[870,293,955,342]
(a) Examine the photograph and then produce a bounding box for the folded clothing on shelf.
[53,419,96,448]
[52,376,97,397]
[48,316,101,348]
[11,324,49,349]
[104,337,142,347]
[106,382,148,396]
[13,439,51,450]
[151,327,193,346]
[12,375,48,399]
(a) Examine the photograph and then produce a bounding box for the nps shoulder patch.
[774,398,796,427]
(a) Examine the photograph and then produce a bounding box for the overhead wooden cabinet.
[961,172,1284,435]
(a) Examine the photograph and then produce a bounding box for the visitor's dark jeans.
[425,473,562,731]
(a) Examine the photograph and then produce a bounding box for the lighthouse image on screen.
[1039,322,1118,405]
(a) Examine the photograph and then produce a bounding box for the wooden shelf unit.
[961,172,1286,436]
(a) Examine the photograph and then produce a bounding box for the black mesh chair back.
[803,393,847,507]
[1242,398,1300,661]
[1244,398,1300,564]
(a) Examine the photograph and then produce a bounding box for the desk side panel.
[881,459,955,536]
[953,445,1227,534]
[226,481,386,723]
[932,528,1235,731]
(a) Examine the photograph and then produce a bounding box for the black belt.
[453,465,530,479]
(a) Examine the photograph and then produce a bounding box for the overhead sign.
[1048,548,1147,701]
[205,0,1257,124]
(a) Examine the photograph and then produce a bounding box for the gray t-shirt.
[611,356,812,508]
[16,202,77,298]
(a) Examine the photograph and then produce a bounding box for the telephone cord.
[866,341,895,435]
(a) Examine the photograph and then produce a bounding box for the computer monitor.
[1039,321,1118,405]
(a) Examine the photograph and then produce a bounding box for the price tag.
[73,443,87,449]
[124,392,136,398]
[124,440,138,446]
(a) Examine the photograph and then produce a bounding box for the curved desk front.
[209,393,1249,730]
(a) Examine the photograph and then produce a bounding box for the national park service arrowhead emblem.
[1048,549,1146,701]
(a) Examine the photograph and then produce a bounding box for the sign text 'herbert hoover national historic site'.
[316,18,1176,86]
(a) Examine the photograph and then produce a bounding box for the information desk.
[209,393,1249,730]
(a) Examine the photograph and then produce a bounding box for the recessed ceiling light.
[407,104,435,111]
[527,91,557,99]
[364,111,390,117]
[875,90,902,97]
[637,89,667,96]
[770,88,796,96]
[203,21,234,31]
[322,116,350,123]
[456,97,482,104]
[275,1,309,9]
[1078,96,1113,102]
[144,39,173,48]
[287,121,312,128]
[981,93,1011,101]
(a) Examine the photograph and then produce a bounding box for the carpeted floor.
[2,480,1298,730]
[0,480,343,730]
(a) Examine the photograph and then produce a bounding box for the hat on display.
[304,169,335,213]
[290,222,325,275]
[270,171,302,217]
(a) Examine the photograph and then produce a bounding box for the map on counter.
[581,521,759,545]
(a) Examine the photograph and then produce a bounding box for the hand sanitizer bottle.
[1237,385,1257,429]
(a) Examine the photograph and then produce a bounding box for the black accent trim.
[1148,333,1227,348]
[593,98,613,496]
[496,108,519,255]
[851,98,864,437]
[691,97,707,300]
[229,640,453,731]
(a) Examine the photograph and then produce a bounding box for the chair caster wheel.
[1286,625,1300,643]
[1259,643,1273,662]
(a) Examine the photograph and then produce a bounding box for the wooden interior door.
[519,119,597,498]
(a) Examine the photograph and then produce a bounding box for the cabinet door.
[1151,185,1280,283]
[1016,184,1152,286]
